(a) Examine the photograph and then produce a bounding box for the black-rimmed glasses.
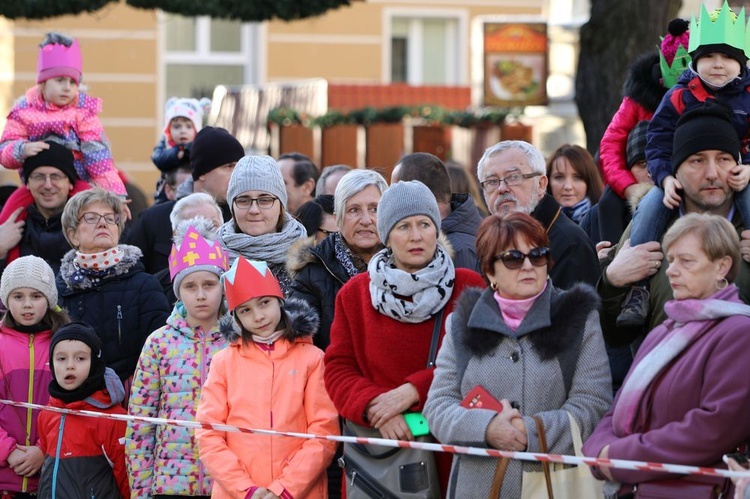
[481,172,542,193]
[78,212,120,225]
[234,196,278,210]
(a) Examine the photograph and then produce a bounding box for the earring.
[490,281,498,291]
[716,277,729,290]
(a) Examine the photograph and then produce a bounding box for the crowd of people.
[1,4,750,499]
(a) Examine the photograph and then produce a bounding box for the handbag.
[519,412,604,499]
[339,309,444,499]
[633,475,730,498]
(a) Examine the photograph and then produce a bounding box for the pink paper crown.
[37,39,83,84]
[169,226,228,281]
[222,257,283,310]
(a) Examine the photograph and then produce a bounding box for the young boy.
[151,97,210,203]
[618,1,750,328]
[36,322,130,498]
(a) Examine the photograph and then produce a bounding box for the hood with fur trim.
[219,297,320,344]
[623,52,667,113]
[58,244,144,291]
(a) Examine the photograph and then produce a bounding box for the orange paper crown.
[222,257,283,310]
[168,226,228,281]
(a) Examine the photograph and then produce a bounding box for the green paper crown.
[689,1,749,58]
[659,41,691,88]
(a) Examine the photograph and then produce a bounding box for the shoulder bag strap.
[426,307,445,368]
[488,457,510,498]
[533,415,555,499]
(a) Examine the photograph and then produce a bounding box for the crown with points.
[688,1,748,58]
[659,19,691,89]
[37,39,83,85]
[168,225,228,282]
[222,257,283,310]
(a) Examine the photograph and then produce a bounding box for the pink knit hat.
[37,36,83,85]
[661,18,690,66]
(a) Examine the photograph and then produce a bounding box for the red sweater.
[324,268,485,425]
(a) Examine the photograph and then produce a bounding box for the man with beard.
[477,140,599,289]
[600,105,750,345]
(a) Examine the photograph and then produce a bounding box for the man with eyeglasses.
[0,141,81,275]
[477,140,599,289]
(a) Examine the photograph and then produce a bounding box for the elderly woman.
[324,180,485,496]
[288,169,388,350]
[423,212,612,498]
[217,155,307,295]
[583,213,750,497]
[546,144,604,225]
[57,188,170,386]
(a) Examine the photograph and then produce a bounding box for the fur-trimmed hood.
[219,297,320,344]
[452,282,600,359]
[623,52,666,113]
[58,244,145,291]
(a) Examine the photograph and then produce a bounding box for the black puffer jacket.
[56,244,171,381]
[287,235,351,351]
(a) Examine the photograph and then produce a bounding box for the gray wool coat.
[424,282,612,498]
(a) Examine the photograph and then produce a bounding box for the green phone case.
[403,412,430,437]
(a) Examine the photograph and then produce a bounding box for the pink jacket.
[0,86,126,195]
[196,334,339,498]
[0,325,53,494]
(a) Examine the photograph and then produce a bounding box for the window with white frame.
[163,14,262,99]
[389,15,462,85]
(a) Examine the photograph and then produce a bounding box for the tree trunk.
[576,0,682,154]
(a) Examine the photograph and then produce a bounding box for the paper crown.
[222,257,283,310]
[168,226,228,282]
[688,2,749,58]
[37,39,83,85]
[660,44,691,89]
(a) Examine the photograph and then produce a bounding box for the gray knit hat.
[1,255,58,308]
[377,180,441,244]
[227,155,287,210]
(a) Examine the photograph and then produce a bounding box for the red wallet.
[460,385,504,412]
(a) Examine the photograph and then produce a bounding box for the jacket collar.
[57,244,144,292]
[531,194,562,232]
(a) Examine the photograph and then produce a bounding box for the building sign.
[483,22,548,107]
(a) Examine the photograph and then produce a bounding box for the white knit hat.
[163,97,209,137]
[1,256,58,308]
[227,155,288,210]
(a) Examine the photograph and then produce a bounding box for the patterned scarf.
[368,244,455,323]
[217,213,308,265]
[334,232,380,278]
[561,197,592,224]
[612,284,750,436]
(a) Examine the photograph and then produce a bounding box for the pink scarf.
[494,280,548,331]
[612,284,750,436]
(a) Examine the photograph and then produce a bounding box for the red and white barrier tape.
[5,398,750,480]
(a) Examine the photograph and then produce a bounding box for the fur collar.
[625,183,654,213]
[622,52,666,113]
[454,283,600,359]
[58,244,143,290]
[219,297,320,344]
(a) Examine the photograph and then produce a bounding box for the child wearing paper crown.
[0,256,70,497]
[151,97,211,204]
[616,2,750,329]
[196,257,339,499]
[0,32,128,225]
[126,219,229,499]
[36,321,130,498]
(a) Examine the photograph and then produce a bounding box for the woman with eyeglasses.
[216,155,308,295]
[56,188,170,395]
[295,194,338,244]
[423,212,612,498]
[324,181,485,496]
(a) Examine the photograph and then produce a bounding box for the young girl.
[36,321,130,498]
[0,32,127,224]
[196,257,339,499]
[152,97,211,204]
[0,255,69,497]
[126,221,229,498]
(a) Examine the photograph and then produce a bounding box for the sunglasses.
[494,247,550,270]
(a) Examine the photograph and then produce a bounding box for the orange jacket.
[196,336,339,498]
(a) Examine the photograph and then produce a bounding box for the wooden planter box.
[412,125,449,160]
[365,122,404,180]
[500,122,533,143]
[321,124,359,167]
[450,124,502,176]
[271,124,315,159]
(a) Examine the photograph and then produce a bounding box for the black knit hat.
[22,141,77,185]
[50,321,102,362]
[672,104,741,172]
[691,43,748,67]
[48,321,107,403]
[626,120,649,169]
[190,126,245,181]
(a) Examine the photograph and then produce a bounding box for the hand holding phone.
[461,385,503,412]
[403,412,430,437]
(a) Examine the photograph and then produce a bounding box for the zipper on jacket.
[51,414,66,499]
[22,334,34,493]
[198,329,207,496]
[116,305,123,345]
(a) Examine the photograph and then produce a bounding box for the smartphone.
[460,385,503,412]
[724,452,750,469]
[403,412,430,437]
